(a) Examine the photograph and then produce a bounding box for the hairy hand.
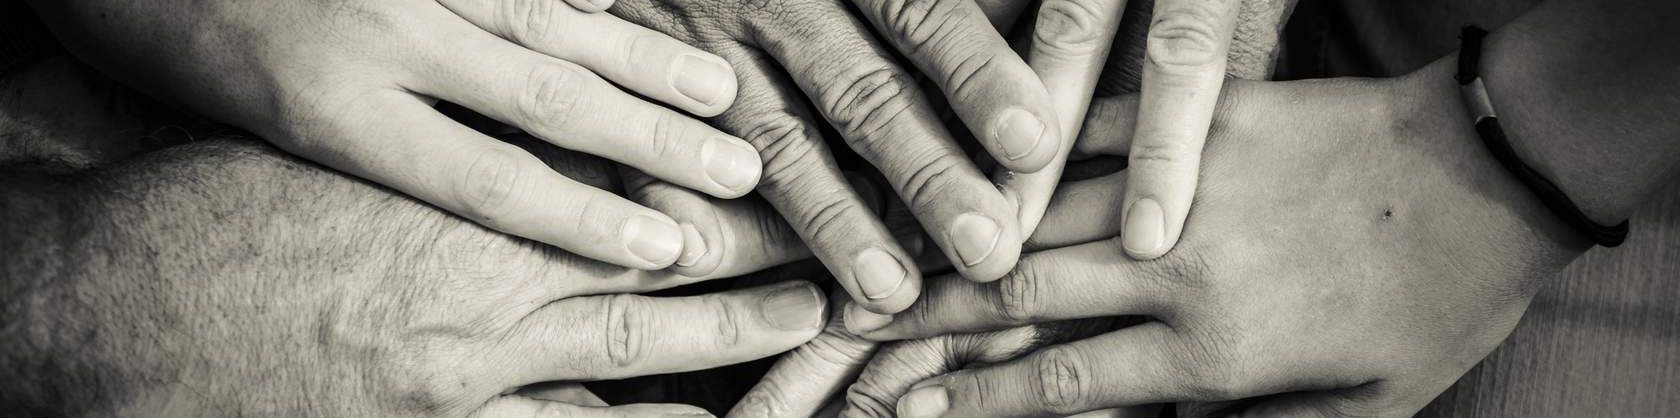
[0,139,819,417]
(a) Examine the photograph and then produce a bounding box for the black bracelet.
[1457,26,1628,247]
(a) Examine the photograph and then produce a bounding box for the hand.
[844,58,1591,416]
[0,139,821,417]
[27,0,760,270]
[609,0,1090,313]
[1000,0,1294,242]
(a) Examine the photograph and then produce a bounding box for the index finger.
[1120,0,1240,259]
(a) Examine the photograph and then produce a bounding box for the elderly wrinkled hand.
[0,139,822,417]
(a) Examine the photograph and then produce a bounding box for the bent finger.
[1120,0,1240,260]
[622,169,810,278]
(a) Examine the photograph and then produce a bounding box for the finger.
[703,46,923,313]
[845,238,1167,341]
[283,92,686,269]
[840,326,1042,418]
[438,0,734,114]
[896,323,1204,418]
[621,169,811,278]
[994,0,1128,237]
[729,290,878,418]
[851,0,1061,173]
[1027,171,1126,250]
[518,382,608,406]
[473,395,713,418]
[414,28,761,199]
[497,281,827,385]
[1069,95,1141,158]
[1120,0,1241,260]
[749,8,1022,282]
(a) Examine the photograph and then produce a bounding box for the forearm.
[0,139,394,416]
[1485,0,1680,223]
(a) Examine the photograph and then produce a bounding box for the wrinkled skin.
[0,139,825,417]
[844,58,1589,417]
[607,0,1087,314]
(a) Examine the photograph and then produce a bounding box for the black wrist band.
[1457,26,1628,247]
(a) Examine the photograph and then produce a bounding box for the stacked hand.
[824,59,1586,417]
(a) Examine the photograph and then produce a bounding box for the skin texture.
[25,0,762,271]
[605,0,1074,315]
[727,1,1294,415]
[845,58,1600,417]
[0,138,823,417]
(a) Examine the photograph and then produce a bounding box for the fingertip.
[670,52,738,117]
[1120,197,1170,260]
[945,212,1022,283]
[759,281,829,335]
[844,247,921,314]
[623,211,685,269]
[989,107,1061,173]
[565,0,615,14]
[700,136,762,198]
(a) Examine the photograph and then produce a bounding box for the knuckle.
[455,146,532,228]
[897,153,965,211]
[1144,0,1236,72]
[744,119,821,186]
[1176,331,1249,400]
[880,0,949,47]
[996,267,1043,323]
[707,295,743,348]
[842,381,900,418]
[602,294,653,368]
[1034,347,1089,413]
[501,0,560,45]
[645,111,686,160]
[1033,0,1106,56]
[798,195,862,243]
[387,363,473,413]
[820,67,916,144]
[942,50,996,100]
[520,63,588,133]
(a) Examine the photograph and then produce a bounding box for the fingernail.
[843,302,892,334]
[897,385,949,418]
[702,139,761,193]
[675,222,707,267]
[761,283,824,331]
[949,213,1001,267]
[852,248,907,300]
[670,54,732,107]
[624,214,683,265]
[1123,198,1165,255]
[995,108,1047,161]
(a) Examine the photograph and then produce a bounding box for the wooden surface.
[1420,181,1680,417]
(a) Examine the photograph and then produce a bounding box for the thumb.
[473,395,713,418]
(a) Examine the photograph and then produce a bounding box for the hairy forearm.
[0,139,406,416]
[1486,0,1680,223]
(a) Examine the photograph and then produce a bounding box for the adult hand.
[608,0,1071,313]
[844,58,1592,417]
[1000,0,1295,240]
[0,139,820,417]
[26,0,758,270]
